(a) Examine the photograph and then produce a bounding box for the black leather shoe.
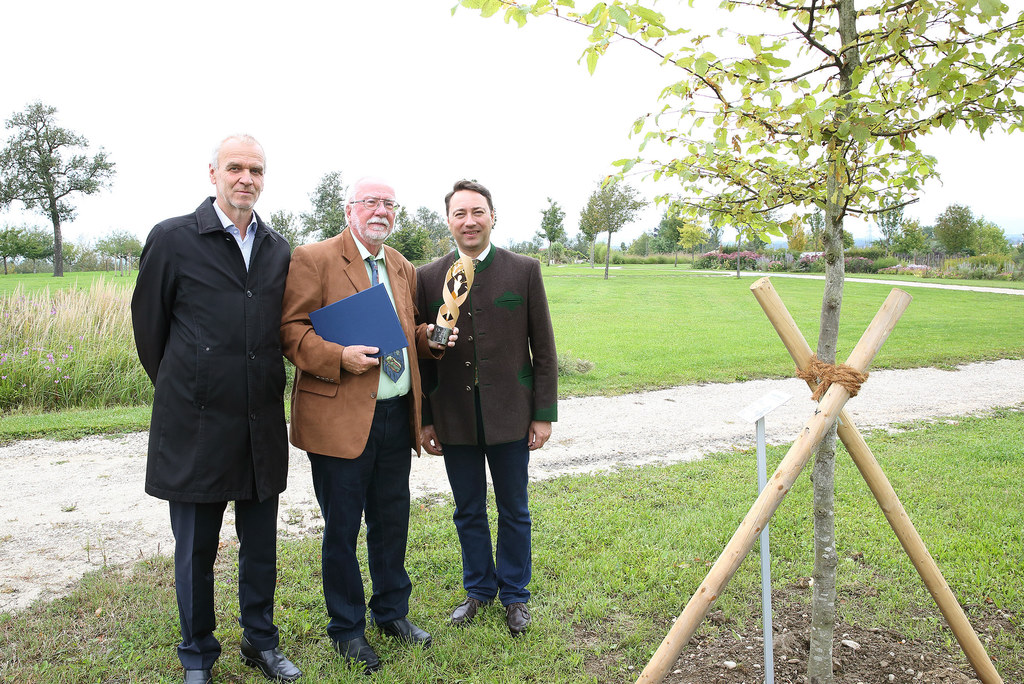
[450,596,492,626]
[376,617,432,648]
[240,636,302,682]
[505,602,531,636]
[183,670,212,684]
[333,635,381,675]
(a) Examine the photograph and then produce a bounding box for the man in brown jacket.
[280,177,450,674]
[417,179,558,637]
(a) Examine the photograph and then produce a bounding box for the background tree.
[0,224,26,275]
[388,206,432,261]
[458,1,1024,680]
[973,218,1009,255]
[20,227,54,273]
[301,171,347,241]
[676,220,708,263]
[577,198,602,266]
[934,204,977,255]
[875,205,904,255]
[268,210,303,253]
[411,206,451,258]
[0,101,116,277]
[579,179,646,279]
[806,210,825,251]
[787,224,808,252]
[537,197,567,265]
[652,208,684,263]
[626,231,652,257]
[96,230,143,276]
[892,218,928,256]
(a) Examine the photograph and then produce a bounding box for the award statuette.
[430,255,475,346]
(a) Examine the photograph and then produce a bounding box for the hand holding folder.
[308,284,407,358]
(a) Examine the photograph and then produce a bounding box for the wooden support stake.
[636,287,912,684]
[750,276,1001,684]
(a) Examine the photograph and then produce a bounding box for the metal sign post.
[737,390,792,684]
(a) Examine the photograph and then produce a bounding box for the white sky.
[1,0,1021,249]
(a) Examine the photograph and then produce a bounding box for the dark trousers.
[443,436,532,606]
[168,496,280,670]
[308,396,413,642]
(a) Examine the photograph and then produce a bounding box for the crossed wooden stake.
[635,278,1001,684]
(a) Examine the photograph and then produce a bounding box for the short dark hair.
[445,179,494,215]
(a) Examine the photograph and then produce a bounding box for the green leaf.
[694,58,709,76]
[608,3,630,26]
[481,0,502,17]
[587,48,599,74]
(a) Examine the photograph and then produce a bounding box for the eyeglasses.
[349,197,400,211]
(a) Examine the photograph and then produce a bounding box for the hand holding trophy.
[429,255,475,346]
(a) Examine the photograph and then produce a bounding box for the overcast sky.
[2,0,1021,250]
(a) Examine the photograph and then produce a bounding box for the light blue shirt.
[353,238,411,399]
[212,200,258,269]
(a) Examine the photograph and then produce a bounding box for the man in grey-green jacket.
[416,179,557,637]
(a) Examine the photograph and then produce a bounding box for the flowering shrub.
[845,256,875,273]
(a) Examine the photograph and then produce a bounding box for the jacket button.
[249,352,256,359]
[464,361,471,367]
[250,412,257,421]
[246,290,253,298]
[467,336,473,342]
[465,386,472,391]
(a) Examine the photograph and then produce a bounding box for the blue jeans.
[443,437,532,605]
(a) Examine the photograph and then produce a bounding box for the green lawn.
[0,270,136,295]
[547,269,1024,396]
[1,409,1020,682]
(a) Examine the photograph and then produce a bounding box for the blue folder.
[308,284,408,358]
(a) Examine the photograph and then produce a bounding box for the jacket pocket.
[296,373,339,397]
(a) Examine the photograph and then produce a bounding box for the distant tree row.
[0,224,142,275]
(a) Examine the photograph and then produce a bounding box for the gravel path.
[1,358,1022,613]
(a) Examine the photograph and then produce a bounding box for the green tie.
[366,257,404,383]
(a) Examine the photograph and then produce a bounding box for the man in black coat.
[131,134,300,684]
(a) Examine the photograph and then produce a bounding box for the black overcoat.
[131,198,291,503]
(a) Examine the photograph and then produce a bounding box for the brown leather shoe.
[450,596,492,626]
[505,602,531,636]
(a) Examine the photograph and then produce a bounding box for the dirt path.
[1,359,1022,613]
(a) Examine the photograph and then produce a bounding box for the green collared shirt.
[354,240,410,399]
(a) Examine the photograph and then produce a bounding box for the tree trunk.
[807,2,858,682]
[49,203,64,278]
[2,257,7,275]
[604,231,612,279]
[589,239,596,267]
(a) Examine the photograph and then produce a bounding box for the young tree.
[268,209,303,253]
[677,220,708,263]
[788,223,808,252]
[301,171,347,241]
[457,1,1024,680]
[0,101,116,277]
[0,224,25,275]
[577,199,602,266]
[537,197,567,265]
[934,203,976,255]
[579,179,646,279]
